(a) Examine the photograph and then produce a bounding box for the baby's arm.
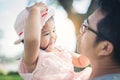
[70,52,90,68]
[23,3,47,72]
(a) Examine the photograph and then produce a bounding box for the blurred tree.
[58,0,98,37]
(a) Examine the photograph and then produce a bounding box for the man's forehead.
[89,9,104,21]
[87,9,105,30]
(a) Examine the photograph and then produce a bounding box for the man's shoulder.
[92,74,120,80]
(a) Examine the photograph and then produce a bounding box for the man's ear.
[98,41,113,56]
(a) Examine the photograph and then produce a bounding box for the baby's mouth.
[40,41,55,51]
[46,42,55,51]
[48,42,55,48]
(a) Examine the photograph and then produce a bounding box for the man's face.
[77,9,105,59]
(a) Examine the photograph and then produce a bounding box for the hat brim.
[14,39,23,45]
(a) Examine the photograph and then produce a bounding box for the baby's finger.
[38,2,46,6]
[26,2,39,10]
[38,2,48,11]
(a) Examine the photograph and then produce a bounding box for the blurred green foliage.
[0,71,23,80]
[0,75,23,80]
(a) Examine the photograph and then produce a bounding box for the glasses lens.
[80,24,87,34]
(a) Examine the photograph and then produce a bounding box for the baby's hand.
[26,2,48,29]
[27,2,48,15]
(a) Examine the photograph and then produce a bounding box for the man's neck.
[89,61,120,79]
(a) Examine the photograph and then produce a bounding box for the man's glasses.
[80,19,98,35]
[80,19,107,40]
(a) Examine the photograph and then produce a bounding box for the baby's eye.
[43,33,50,36]
[53,30,55,33]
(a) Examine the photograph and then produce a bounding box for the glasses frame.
[80,19,107,40]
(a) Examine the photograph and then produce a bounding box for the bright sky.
[0,0,26,58]
[0,0,90,58]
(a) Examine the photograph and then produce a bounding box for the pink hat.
[14,8,55,45]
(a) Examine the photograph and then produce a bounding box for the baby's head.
[40,16,57,51]
[14,8,55,44]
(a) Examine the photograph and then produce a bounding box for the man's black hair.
[96,0,120,64]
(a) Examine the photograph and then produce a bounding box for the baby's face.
[40,18,57,51]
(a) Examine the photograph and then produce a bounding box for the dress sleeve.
[18,58,33,80]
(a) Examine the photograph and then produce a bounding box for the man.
[77,0,120,80]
